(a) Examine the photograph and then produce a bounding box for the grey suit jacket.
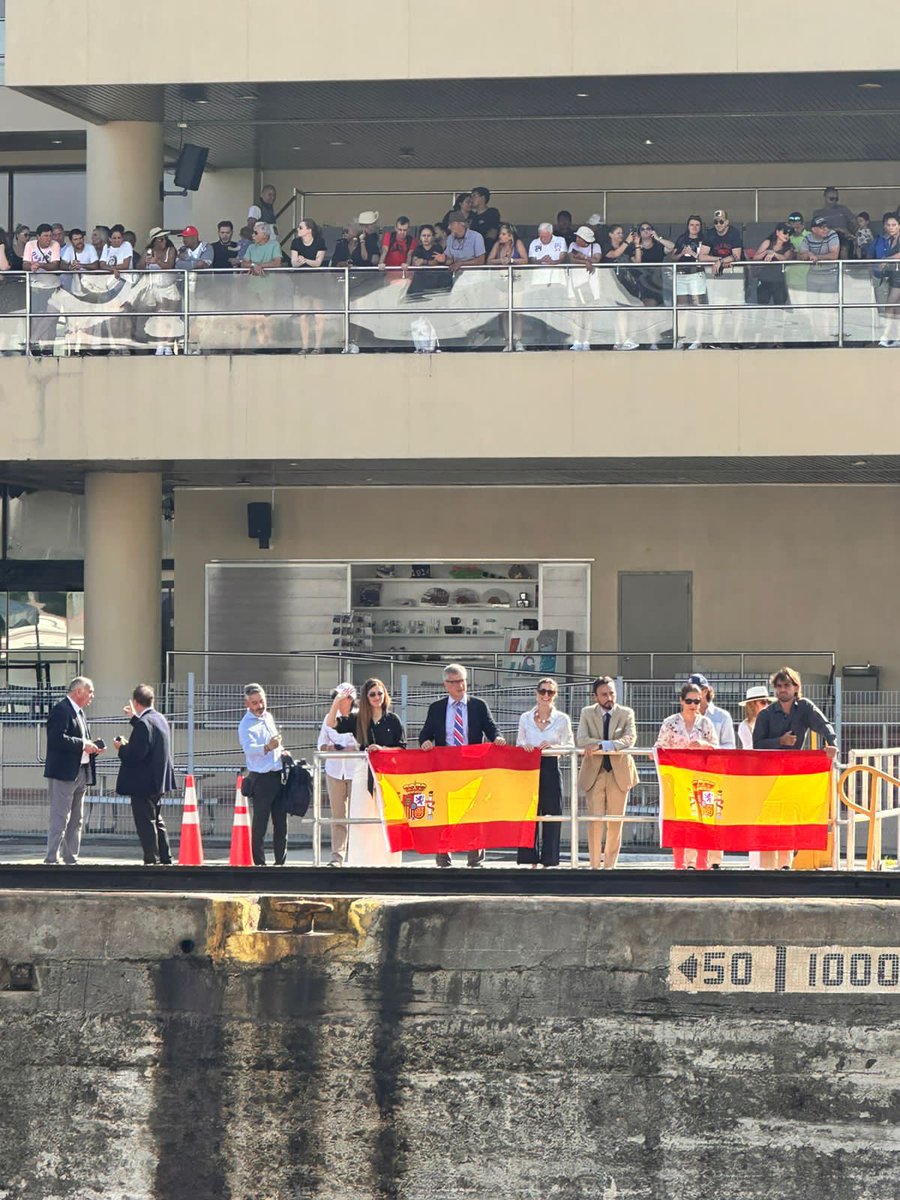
[576,703,639,792]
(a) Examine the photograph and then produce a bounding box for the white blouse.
[737,720,755,750]
[516,707,574,750]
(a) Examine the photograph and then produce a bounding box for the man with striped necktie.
[419,662,505,867]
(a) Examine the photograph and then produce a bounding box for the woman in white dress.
[516,678,574,868]
[345,678,405,867]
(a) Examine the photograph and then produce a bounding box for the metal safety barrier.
[1,260,898,356]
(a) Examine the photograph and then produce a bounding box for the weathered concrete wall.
[1,891,899,1200]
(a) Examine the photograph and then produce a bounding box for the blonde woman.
[516,678,574,868]
[346,677,405,868]
[488,222,528,350]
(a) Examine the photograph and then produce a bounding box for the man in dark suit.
[44,675,104,865]
[114,684,177,865]
[418,662,505,867]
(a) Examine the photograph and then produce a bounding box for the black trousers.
[130,793,172,864]
[250,771,287,866]
[517,758,562,866]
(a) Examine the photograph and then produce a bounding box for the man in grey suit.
[576,676,639,869]
[43,675,105,865]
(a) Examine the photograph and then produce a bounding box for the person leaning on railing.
[290,218,328,354]
[23,223,62,356]
[577,675,639,870]
[867,212,900,347]
[516,677,574,869]
[631,222,674,347]
[752,667,837,760]
[241,221,285,350]
[655,682,719,870]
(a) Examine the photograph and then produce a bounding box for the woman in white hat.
[142,227,179,355]
[737,685,771,750]
[738,684,789,869]
[567,225,603,351]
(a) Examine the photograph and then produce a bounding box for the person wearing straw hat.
[353,211,382,267]
[738,682,795,870]
[737,684,771,750]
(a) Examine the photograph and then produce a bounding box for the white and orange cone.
[229,775,254,867]
[177,774,205,866]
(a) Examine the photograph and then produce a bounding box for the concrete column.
[86,122,163,244]
[84,473,162,715]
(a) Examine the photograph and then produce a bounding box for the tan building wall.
[173,485,900,684]
[2,351,898,465]
[8,0,899,85]
[270,162,900,232]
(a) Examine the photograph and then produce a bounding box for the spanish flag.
[656,748,832,851]
[369,744,539,854]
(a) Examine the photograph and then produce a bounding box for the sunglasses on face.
[683,697,701,705]
[537,687,556,696]
[713,220,727,226]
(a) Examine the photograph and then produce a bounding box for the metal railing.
[1,260,898,356]
[290,184,900,228]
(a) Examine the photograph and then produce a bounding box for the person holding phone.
[114,684,176,865]
[238,682,289,865]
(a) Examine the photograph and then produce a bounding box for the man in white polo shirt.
[528,222,568,264]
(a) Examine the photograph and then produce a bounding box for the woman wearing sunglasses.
[655,682,719,869]
[345,677,405,868]
[516,678,574,868]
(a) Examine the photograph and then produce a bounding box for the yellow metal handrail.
[838,764,900,871]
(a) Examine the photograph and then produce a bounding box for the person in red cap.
[176,225,212,270]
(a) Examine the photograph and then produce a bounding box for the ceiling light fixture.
[643,138,654,145]
[858,81,882,89]
[576,91,589,98]
[177,121,188,129]
[852,459,869,467]
[329,140,344,146]
[240,92,257,100]
[51,138,62,145]
[292,145,302,150]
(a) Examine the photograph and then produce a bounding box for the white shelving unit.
[350,561,539,661]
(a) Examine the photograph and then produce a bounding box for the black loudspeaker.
[247,502,272,550]
[173,143,209,191]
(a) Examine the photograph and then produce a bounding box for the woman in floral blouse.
[656,682,719,870]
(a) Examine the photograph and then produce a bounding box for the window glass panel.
[7,491,85,559]
[12,170,86,233]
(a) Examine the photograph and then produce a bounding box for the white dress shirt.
[317,715,358,780]
[516,708,574,749]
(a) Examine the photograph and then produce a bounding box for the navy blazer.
[44,697,96,784]
[115,709,177,798]
[418,695,499,747]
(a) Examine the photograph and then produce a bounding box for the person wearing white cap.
[354,211,382,266]
[567,225,603,350]
[319,683,359,866]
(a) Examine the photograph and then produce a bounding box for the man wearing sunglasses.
[704,209,744,274]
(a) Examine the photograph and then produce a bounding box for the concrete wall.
[8,0,899,84]
[1,889,898,1199]
[174,485,900,684]
[3,352,899,465]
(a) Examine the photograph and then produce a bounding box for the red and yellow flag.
[656,748,832,850]
[369,744,540,854]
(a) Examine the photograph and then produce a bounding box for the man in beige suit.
[576,676,639,869]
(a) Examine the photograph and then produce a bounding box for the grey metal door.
[618,572,692,679]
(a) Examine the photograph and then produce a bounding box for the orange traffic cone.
[229,776,254,867]
[177,774,205,866]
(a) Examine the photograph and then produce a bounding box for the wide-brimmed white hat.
[744,685,772,702]
[357,210,379,225]
[574,225,596,243]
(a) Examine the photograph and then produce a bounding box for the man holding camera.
[43,675,104,865]
[238,682,289,866]
[114,684,176,865]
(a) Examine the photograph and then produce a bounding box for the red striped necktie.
[453,701,465,746]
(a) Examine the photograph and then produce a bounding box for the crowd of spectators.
[3,182,900,352]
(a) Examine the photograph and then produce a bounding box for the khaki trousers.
[326,775,352,863]
[584,770,630,869]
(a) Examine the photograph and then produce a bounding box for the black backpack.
[275,755,314,817]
